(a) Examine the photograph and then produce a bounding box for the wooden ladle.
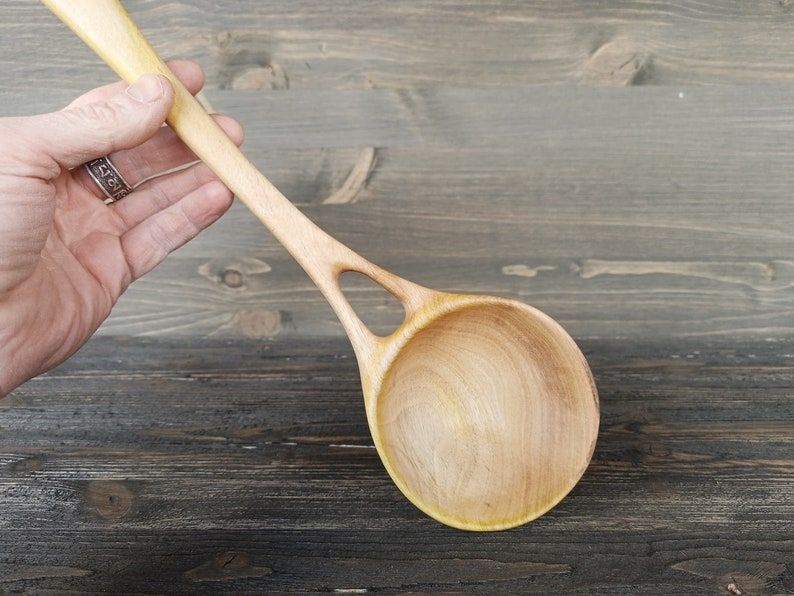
[42,0,599,531]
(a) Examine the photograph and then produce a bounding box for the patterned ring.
[84,156,133,202]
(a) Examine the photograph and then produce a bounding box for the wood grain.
[7,0,794,92]
[1,336,793,593]
[2,1,794,340]
[2,0,794,592]
[5,83,793,339]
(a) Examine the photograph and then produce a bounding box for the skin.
[0,60,244,396]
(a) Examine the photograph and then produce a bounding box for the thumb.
[25,74,174,171]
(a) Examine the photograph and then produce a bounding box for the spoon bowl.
[369,295,598,531]
[43,0,599,531]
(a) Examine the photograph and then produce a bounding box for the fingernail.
[126,74,165,103]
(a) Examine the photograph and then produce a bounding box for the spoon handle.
[41,0,432,355]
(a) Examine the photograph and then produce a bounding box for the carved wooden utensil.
[42,0,599,531]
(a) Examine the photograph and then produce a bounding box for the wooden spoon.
[42,0,599,531]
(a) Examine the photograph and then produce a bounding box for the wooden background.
[1,0,793,593]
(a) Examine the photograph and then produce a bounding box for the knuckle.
[62,101,127,156]
[74,101,122,134]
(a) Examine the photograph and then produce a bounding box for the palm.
[32,173,131,345]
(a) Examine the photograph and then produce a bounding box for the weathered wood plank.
[1,336,793,593]
[9,83,793,339]
[4,4,794,340]
[94,85,794,339]
[7,0,794,93]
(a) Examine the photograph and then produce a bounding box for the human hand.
[0,60,243,396]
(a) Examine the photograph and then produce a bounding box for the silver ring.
[84,156,132,202]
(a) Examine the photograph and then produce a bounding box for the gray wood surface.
[2,0,794,593]
[2,0,794,340]
[2,337,793,594]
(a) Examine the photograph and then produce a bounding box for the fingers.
[23,60,242,283]
[119,177,234,280]
[112,161,230,230]
[75,112,243,200]
[68,170,233,297]
[128,114,243,180]
[18,73,174,173]
[68,59,243,201]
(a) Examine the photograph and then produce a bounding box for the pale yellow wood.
[41,0,599,531]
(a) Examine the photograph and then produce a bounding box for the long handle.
[41,0,432,357]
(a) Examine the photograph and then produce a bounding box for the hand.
[0,60,243,396]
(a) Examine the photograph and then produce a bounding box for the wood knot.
[726,581,742,595]
[220,268,245,289]
[86,480,135,522]
[212,31,288,90]
[10,456,43,473]
[323,147,377,205]
[231,64,289,90]
[198,257,272,291]
[186,552,272,582]
[235,310,283,339]
[672,558,785,595]
[582,38,648,86]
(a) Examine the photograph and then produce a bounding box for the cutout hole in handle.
[338,271,408,339]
